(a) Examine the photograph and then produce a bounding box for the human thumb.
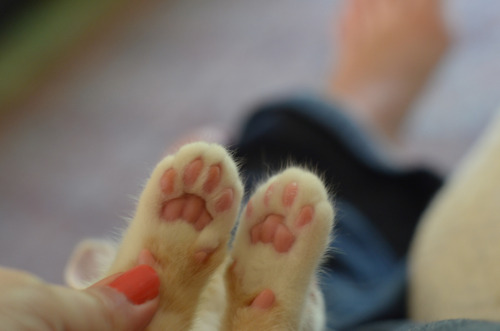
[52,264,160,331]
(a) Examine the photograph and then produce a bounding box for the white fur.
[66,142,334,330]
[409,110,500,321]
[228,168,333,330]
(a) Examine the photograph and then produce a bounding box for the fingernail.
[108,265,160,305]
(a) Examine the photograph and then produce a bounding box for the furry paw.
[108,142,243,329]
[224,168,334,331]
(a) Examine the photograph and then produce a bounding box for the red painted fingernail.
[108,265,160,305]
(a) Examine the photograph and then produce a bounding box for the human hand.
[0,264,160,330]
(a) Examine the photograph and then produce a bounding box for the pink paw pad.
[282,182,298,207]
[274,224,295,253]
[250,289,275,309]
[160,168,177,195]
[203,164,222,193]
[193,247,216,263]
[250,215,296,253]
[161,197,185,222]
[296,206,314,227]
[183,158,203,186]
[248,181,316,253]
[160,194,213,231]
[215,188,234,213]
[261,215,282,243]
[263,184,275,207]
[158,156,235,231]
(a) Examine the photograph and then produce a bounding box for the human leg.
[328,0,449,141]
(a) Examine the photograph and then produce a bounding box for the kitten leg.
[107,142,243,330]
[223,168,334,331]
[409,111,500,321]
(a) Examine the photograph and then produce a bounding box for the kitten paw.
[109,142,243,329]
[224,167,334,330]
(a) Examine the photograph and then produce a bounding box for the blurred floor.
[1,0,500,284]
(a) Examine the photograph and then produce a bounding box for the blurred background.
[0,0,500,284]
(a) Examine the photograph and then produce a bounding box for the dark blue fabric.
[231,94,500,330]
[320,199,406,330]
[354,319,500,331]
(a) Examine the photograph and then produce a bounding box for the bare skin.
[328,0,450,140]
[0,261,160,331]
